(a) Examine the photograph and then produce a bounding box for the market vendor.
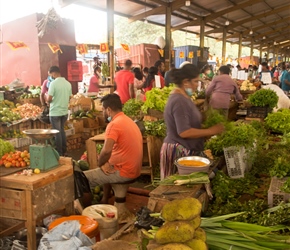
[84,93,143,203]
[87,66,101,93]
[160,64,224,180]
[205,65,243,118]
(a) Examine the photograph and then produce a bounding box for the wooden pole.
[238,33,242,62]
[164,3,172,71]
[107,0,114,90]
[250,37,254,65]
[199,17,205,67]
[222,27,227,65]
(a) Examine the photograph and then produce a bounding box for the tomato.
[20,162,26,168]
[15,162,20,168]
[27,161,30,166]
[5,162,12,168]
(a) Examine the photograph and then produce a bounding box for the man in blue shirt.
[280,64,290,92]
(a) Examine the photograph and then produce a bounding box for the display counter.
[0,157,74,250]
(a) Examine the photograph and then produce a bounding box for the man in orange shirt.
[84,94,143,203]
[114,59,135,104]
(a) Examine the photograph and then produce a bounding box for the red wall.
[0,13,77,89]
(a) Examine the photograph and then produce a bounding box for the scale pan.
[23,129,59,141]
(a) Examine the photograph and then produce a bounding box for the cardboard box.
[82,117,99,128]
[67,119,84,133]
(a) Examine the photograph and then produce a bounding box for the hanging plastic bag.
[39,105,50,124]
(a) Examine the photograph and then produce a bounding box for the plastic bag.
[39,105,50,124]
[73,161,92,199]
[134,207,164,230]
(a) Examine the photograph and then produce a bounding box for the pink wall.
[0,13,77,88]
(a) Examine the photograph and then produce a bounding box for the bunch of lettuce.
[141,85,175,114]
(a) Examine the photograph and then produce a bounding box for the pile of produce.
[0,100,22,123]
[144,120,166,137]
[247,88,278,108]
[145,198,207,250]
[265,109,290,134]
[123,99,143,120]
[202,108,228,129]
[14,103,42,119]
[0,150,30,168]
[158,172,209,186]
[18,92,40,99]
[205,121,259,157]
[240,80,256,91]
[0,139,14,158]
[0,129,25,139]
[92,185,104,204]
[70,109,98,119]
[141,85,175,113]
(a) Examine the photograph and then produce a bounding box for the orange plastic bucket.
[48,215,98,239]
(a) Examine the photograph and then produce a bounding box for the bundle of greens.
[205,122,258,157]
[158,172,210,186]
[123,99,144,119]
[265,109,290,134]
[141,85,175,114]
[144,120,166,137]
[247,88,278,108]
[202,108,229,129]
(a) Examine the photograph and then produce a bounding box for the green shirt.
[48,77,72,116]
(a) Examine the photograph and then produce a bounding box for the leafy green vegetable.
[205,122,258,156]
[265,109,290,134]
[123,99,143,119]
[144,120,166,137]
[269,156,290,178]
[0,138,14,158]
[280,178,290,193]
[202,108,228,129]
[141,85,175,113]
[247,88,278,108]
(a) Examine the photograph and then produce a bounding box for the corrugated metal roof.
[59,0,290,55]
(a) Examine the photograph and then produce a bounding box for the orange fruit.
[5,162,12,168]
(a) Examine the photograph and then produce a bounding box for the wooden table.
[86,133,163,180]
[0,157,75,250]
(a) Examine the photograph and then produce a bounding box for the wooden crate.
[147,184,207,213]
[66,133,82,151]
[0,217,25,237]
[32,120,52,129]
[0,188,27,220]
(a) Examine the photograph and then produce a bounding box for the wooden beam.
[205,0,263,23]
[224,17,290,41]
[128,5,166,22]
[204,4,290,35]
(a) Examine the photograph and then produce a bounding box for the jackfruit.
[186,238,208,250]
[155,243,192,250]
[161,197,202,221]
[194,227,206,242]
[189,216,201,230]
[155,221,195,244]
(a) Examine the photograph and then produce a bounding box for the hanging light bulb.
[263,36,266,39]
[249,29,253,35]
[225,20,229,26]
[185,0,190,6]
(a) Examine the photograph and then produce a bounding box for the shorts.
[84,168,134,188]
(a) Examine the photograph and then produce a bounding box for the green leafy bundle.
[144,120,166,137]
[0,139,14,158]
[123,99,143,119]
[247,88,278,108]
[269,156,290,178]
[141,85,175,113]
[205,122,258,156]
[265,108,290,134]
[202,108,228,129]
[280,178,290,193]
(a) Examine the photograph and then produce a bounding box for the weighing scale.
[23,129,60,172]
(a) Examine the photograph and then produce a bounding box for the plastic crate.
[16,137,33,148]
[224,146,252,179]
[268,177,290,207]
[246,106,272,119]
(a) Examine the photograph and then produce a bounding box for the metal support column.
[222,27,227,65]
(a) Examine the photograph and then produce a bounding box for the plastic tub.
[175,156,211,175]
[82,205,118,240]
[48,215,98,240]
